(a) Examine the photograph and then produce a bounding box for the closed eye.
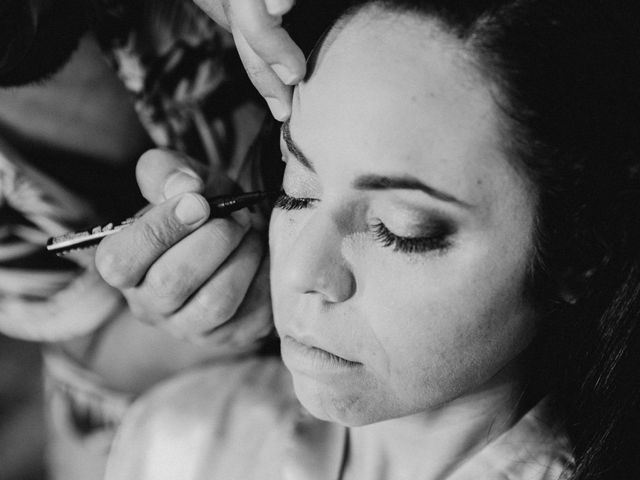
[370,221,452,254]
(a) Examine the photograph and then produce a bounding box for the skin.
[1,0,303,116]
[0,0,303,340]
[93,0,304,341]
[0,0,297,387]
[269,8,539,476]
[193,0,304,120]
[0,34,267,389]
[0,25,269,390]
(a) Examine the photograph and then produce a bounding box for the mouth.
[281,335,362,372]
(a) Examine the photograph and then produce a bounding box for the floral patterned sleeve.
[0,139,125,341]
[92,0,268,189]
[0,0,270,342]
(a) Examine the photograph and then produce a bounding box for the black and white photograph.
[0,1,638,479]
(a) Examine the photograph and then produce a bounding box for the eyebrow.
[281,120,471,208]
[352,175,472,208]
[282,120,315,172]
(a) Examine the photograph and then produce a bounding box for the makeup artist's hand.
[95,149,273,347]
[192,0,305,120]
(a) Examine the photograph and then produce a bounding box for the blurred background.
[0,335,45,480]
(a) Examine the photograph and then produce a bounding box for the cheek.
[269,210,304,326]
[269,209,306,265]
[342,235,536,403]
[268,210,287,270]
[268,211,289,297]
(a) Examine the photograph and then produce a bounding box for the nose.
[279,213,356,304]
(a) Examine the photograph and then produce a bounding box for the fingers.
[125,212,252,316]
[98,140,274,349]
[232,28,293,121]
[166,230,266,341]
[194,0,305,120]
[95,193,210,289]
[197,254,273,348]
[264,0,295,17]
[229,0,303,84]
[95,194,271,346]
[136,149,207,204]
[224,0,305,120]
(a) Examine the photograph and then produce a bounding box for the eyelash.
[370,222,451,254]
[274,191,451,254]
[274,191,316,210]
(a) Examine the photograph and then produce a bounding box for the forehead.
[291,7,512,204]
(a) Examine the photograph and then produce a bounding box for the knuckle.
[171,307,219,342]
[242,58,270,82]
[205,323,235,346]
[232,310,273,346]
[126,295,164,325]
[198,285,238,324]
[95,250,132,288]
[144,269,182,310]
[207,302,236,327]
[136,149,164,177]
[139,220,176,251]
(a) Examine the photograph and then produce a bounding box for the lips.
[281,335,362,370]
[287,333,359,362]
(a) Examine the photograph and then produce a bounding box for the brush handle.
[46,190,278,256]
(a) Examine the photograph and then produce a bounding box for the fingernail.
[164,169,204,200]
[175,194,208,225]
[265,0,292,16]
[264,96,289,122]
[271,63,300,85]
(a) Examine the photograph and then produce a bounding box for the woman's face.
[269,9,538,426]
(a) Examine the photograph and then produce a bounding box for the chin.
[291,374,390,427]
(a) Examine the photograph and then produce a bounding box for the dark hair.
[0,0,89,87]
[289,0,640,478]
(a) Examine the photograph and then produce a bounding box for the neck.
[343,362,529,480]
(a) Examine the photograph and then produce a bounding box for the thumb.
[136,149,208,204]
